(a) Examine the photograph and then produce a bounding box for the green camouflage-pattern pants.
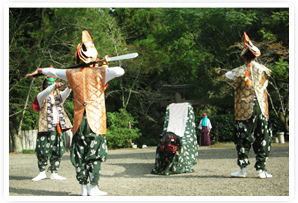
[70,115,108,185]
[152,103,198,175]
[35,126,66,173]
[234,100,273,171]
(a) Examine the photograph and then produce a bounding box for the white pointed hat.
[75,30,98,64]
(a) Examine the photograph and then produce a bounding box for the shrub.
[269,111,288,140]
[209,114,235,143]
[106,108,141,149]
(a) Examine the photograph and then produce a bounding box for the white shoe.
[32,171,47,182]
[50,172,66,180]
[231,168,247,178]
[258,170,272,179]
[89,185,107,196]
[81,185,88,196]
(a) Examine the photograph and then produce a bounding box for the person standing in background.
[198,113,212,146]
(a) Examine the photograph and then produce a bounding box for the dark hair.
[42,78,47,90]
[243,50,256,61]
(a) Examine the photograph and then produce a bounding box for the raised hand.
[26,68,43,78]
[55,82,64,89]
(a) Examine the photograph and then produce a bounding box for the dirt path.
[8,143,290,198]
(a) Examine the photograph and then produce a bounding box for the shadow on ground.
[9,187,72,196]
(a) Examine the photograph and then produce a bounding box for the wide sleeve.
[36,84,56,107]
[225,71,234,80]
[60,87,72,102]
[42,68,67,81]
[198,120,202,130]
[207,119,212,130]
[231,65,246,79]
[105,67,125,84]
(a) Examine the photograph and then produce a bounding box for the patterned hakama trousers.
[70,114,108,186]
[233,100,273,171]
[35,125,66,173]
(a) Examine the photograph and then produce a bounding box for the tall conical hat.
[240,32,261,58]
[75,30,98,64]
[241,32,261,86]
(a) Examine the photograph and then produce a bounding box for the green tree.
[106,108,141,149]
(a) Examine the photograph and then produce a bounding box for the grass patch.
[210,142,234,149]
[22,149,35,154]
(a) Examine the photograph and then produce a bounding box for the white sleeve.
[207,119,212,130]
[105,67,125,84]
[37,84,56,107]
[198,120,202,130]
[225,71,234,80]
[42,67,124,84]
[42,68,67,81]
[60,87,72,102]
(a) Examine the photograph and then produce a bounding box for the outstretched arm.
[217,68,233,80]
[27,66,124,84]
[26,68,44,78]
[223,71,234,80]
[105,67,125,84]
[26,67,67,81]
[222,71,234,80]
[42,68,67,81]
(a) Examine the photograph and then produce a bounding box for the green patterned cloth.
[35,125,66,173]
[234,100,273,171]
[70,114,108,185]
[152,103,199,175]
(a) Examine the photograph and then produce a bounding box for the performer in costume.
[151,102,198,175]
[27,30,125,195]
[198,113,212,146]
[222,32,273,179]
[32,76,72,182]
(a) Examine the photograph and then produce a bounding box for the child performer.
[32,76,72,181]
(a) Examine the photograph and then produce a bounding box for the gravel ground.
[8,142,290,200]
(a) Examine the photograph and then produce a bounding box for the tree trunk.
[9,119,22,153]
[15,78,35,153]
[285,114,289,132]
[13,132,23,153]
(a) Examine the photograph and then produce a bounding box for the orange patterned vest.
[232,62,271,121]
[66,65,106,135]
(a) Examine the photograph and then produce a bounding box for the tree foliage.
[106,108,141,149]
